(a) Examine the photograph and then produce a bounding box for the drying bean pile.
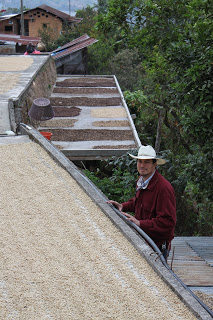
[0,142,197,319]
[0,56,33,94]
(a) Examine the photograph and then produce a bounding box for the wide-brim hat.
[129,145,166,165]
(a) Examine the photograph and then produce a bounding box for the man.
[24,43,41,55]
[108,145,176,260]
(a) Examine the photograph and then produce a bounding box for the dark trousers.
[160,242,169,262]
[162,248,169,262]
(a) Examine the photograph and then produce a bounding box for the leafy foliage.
[28,0,213,235]
[38,25,60,51]
[87,35,115,74]
[93,0,213,236]
[0,6,29,14]
[84,151,138,203]
[108,48,143,91]
[123,90,157,146]
[75,5,98,37]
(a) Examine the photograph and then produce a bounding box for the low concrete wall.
[0,44,16,54]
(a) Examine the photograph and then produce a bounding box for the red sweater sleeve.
[139,186,176,242]
[122,198,136,213]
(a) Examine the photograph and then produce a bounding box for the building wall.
[0,9,64,38]
[56,49,88,75]
[0,19,15,34]
[21,9,63,37]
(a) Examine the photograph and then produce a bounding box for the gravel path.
[0,142,197,320]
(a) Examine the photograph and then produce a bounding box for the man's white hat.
[129,145,166,165]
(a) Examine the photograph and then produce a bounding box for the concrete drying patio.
[0,133,211,319]
[0,55,140,160]
[0,55,212,318]
[39,75,141,160]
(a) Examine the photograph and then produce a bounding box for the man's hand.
[107,200,123,212]
[121,212,140,227]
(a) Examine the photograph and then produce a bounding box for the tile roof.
[38,5,82,23]
[0,5,82,24]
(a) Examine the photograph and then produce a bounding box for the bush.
[84,150,138,203]
[108,48,143,91]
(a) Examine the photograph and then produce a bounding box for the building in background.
[0,4,82,38]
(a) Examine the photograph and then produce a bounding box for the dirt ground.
[40,129,134,141]
[51,97,122,107]
[0,56,33,72]
[91,107,128,118]
[41,118,77,128]
[93,144,136,149]
[56,78,116,87]
[193,291,213,313]
[93,120,130,127]
[53,87,118,94]
[0,73,20,94]
[53,106,81,117]
[0,56,33,95]
[0,141,198,319]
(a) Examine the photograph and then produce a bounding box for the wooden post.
[20,0,24,36]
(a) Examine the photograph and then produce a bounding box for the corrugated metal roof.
[0,34,40,45]
[0,14,18,20]
[51,34,90,53]
[52,35,98,60]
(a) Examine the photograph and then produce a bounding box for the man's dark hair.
[26,43,34,54]
[153,159,156,164]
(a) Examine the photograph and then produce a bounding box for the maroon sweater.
[122,170,176,248]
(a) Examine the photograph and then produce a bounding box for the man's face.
[137,159,157,180]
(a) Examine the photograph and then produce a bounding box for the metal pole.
[20,0,24,35]
[69,0,71,16]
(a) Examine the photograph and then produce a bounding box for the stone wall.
[13,56,57,129]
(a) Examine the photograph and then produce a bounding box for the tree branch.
[164,111,193,154]
[152,100,194,154]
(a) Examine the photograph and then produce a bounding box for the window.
[5,26,13,31]
[43,23,47,29]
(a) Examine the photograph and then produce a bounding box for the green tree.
[0,6,29,15]
[88,35,115,74]
[75,5,98,37]
[108,48,143,91]
[94,0,213,235]
[38,25,59,51]
[96,0,213,150]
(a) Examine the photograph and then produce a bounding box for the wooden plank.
[168,237,213,286]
